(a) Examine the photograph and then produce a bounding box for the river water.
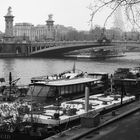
[0,52,140,86]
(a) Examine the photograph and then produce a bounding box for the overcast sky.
[0,0,115,32]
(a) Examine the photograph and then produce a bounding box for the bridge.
[29,41,103,57]
[28,40,140,57]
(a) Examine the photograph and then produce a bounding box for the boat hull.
[64,54,126,59]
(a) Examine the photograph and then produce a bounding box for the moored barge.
[113,66,140,97]
[0,76,135,140]
[64,48,125,59]
[27,70,109,102]
[23,94,135,126]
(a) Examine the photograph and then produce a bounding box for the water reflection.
[0,52,139,85]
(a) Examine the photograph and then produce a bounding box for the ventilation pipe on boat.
[110,74,113,94]
[85,85,89,112]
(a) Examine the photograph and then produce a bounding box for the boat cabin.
[113,67,140,97]
[27,77,101,102]
[114,78,140,96]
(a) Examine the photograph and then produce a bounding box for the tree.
[89,0,140,30]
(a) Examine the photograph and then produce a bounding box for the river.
[0,52,140,86]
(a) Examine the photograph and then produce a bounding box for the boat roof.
[114,78,140,82]
[89,72,108,75]
[30,77,100,87]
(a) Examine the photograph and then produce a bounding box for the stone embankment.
[46,100,140,140]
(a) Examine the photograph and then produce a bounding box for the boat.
[0,72,29,102]
[26,69,109,103]
[22,93,135,132]
[0,89,135,140]
[64,48,125,59]
[113,66,140,97]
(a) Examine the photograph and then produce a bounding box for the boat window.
[81,84,84,92]
[65,86,69,94]
[73,85,77,93]
[69,85,73,94]
[60,86,65,95]
[67,86,70,94]
[27,86,34,96]
[27,85,50,97]
[58,87,61,95]
[77,84,81,93]
[122,81,134,86]
[48,87,57,97]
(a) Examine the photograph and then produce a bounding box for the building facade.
[13,14,55,42]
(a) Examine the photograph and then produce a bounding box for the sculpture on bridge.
[48,14,53,20]
[97,33,111,44]
[7,6,12,16]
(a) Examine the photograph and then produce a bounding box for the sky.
[0,0,115,32]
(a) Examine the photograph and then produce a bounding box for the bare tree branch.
[89,0,115,23]
[103,0,124,28]
[89,0,140,30]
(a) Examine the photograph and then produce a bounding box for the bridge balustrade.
[30,40,102,53]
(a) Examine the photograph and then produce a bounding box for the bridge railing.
[31,40,139,53]
[30,40,98,53]
[29,40,140,54]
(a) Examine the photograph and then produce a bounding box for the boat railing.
[31,69,85,83]
[31,73,87,84]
